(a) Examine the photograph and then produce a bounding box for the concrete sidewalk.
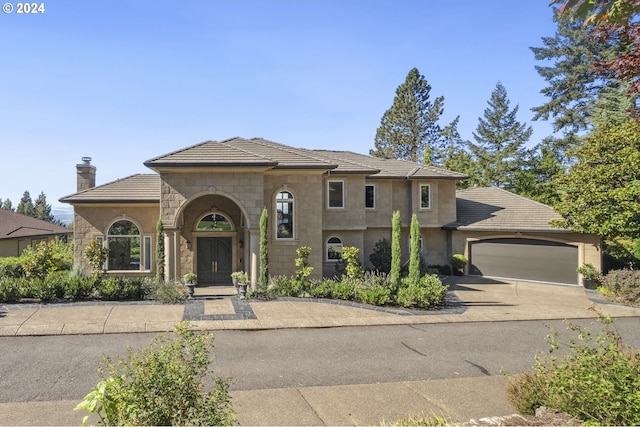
[1,277,639,426]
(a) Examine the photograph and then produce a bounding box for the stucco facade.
[60,137,600,287]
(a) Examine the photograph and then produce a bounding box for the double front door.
[197,237,232,285]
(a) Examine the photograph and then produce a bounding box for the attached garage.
[469,238,578,285]
[445,187,601,287]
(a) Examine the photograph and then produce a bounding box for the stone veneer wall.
[73,204,159,275]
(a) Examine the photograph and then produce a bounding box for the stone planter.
[237,283,248,299]
[184,282,196,299]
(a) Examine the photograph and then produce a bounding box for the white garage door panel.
[470,238,578,285]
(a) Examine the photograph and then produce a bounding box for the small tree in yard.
[342,246,364,280]
[155,219,165,282]
[259,207,269,288]
[390,211,402,287]
[75,322,235,426]
[408,214,422,286]
[83,239,109,278]
[294,246,313,289]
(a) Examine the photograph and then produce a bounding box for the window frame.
[419,184,431,210]
[275,190,295,240]
[365,184,375,209]
[327,180,345,209]
[106,219,146,272]
[326,236,344,262]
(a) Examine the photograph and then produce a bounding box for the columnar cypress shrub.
[259,207,269,288]
[390,211,401,286]
[408,213,421,285]
[155,219,165,282]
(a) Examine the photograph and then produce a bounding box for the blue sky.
[0,0,558,214]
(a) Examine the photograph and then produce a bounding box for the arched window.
[326,236,343,261]
[196,213,233,231]
[276,191,294,239]
[107,220,141,271]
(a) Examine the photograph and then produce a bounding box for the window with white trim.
[365,184,375,209]
[107,220,143,271]
[276,191,294,239]
[326,236,343,261]
[328,180,344,208]
[420,184,431,209]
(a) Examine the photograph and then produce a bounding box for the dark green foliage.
[512,137,565,206]
[390,211,401,287]
[155,219,165,282]
[268,275,302,297]
[394,275,448,309]
[307,279,332,298]
[552,119,640,238]
[33,191,54,222]
[408,214,421,285]
[601,269,640,306]
[330,278,356,300]
[0,257,24,278]
[16,191,34,217]
[370,67,449,164]
[147,279,188,304]
[98,277,146,300]
[76,322,235,426]
[468,82,533,190]
[20,239,73,279]
[259,207,269,288]
[369,238,392,273]
[0,277,21,302]
[507,313,640,425]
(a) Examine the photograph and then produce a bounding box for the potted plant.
[183,272,197,298]
[576,263,602,289]
[451,254,467,276]
[230,271,249,298]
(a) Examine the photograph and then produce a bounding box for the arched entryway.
[194,212,237,285]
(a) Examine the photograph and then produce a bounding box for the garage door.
[469,238,578,285]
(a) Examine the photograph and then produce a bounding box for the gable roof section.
[0,209,71,240]
[311,150,468,179]
[60,174,160,204]
[444,186,568,232]
[144,137,338,170]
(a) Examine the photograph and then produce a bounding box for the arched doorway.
[194,213,235,285]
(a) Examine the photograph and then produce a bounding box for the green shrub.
[369,238,392,274]
[267,275,301,297]
[62,273,98,300]
[0,257,24,278]
[147,280,188,304]
[20,239,73,279]
[95,277,145,300]
[450,254,467,275]
[600,269,640,306]
[394,275,448,309]
[358,285,390,306]
[506,313,640,425]
[0,277,21,302]
[330,278,355,300]
[75,322,235,426]
[342,246,364,280]
[307,278,332,298]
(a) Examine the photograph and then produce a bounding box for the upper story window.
[365,184,375,209]
[326,236,343,261]
[276,191,294,239]
[197,213,233,231]
[420,184,431,209]
[107,219,142,271]
[328,180,344,209]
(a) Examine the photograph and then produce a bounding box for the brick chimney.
[76,157,96,192]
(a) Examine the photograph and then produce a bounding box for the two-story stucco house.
[60,137,601,287]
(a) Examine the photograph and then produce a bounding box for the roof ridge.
[250,138,337,166]
[223,138,279,162]
[58,173,158,201]
[310,149,381,173]
[145,140,216,163]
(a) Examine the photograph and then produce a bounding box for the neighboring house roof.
[59,174,161,204]
[0,209,71,240]
[444,186,568,233]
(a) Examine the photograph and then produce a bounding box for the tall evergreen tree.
[408,214,421,286]
[512,137,565,206]
[440,116,475,188]
[155,219,165,282]
[370,67,448,164]
[468,82,533,189]
[33,191,54,222]
[16,191,35,217]
[0,198,13,211]
[530,11,621,143]
[259,207,269,288]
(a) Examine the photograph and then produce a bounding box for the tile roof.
[444,186,568,232]
[0,209,71,240]
[144,137,337,170]
[311,150,468,179]
[59,174,160,203]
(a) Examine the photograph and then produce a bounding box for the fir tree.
[259,207,269,288]
[408,214,421,286]
[469,82,533,189]
[33,191,54,222]
[0,198,13,211]
[16,191,35,217]
[390,211,401,287]
[370,67,448,164]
